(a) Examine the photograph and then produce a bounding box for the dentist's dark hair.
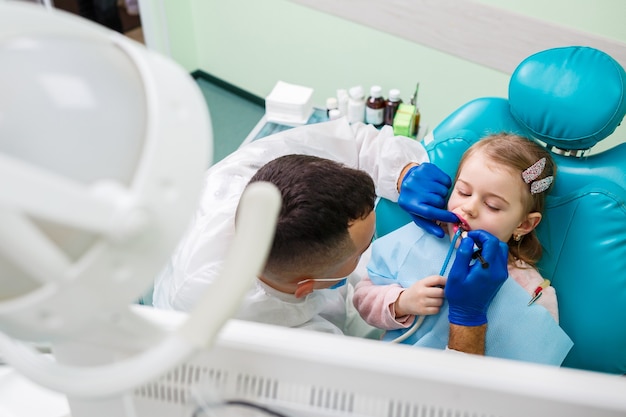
[245,154,375,283]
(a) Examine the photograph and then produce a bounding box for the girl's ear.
[515,212,542,237]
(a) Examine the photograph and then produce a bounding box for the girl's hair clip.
[522,157,553,194]
[530,176,554,194]
[522,157,546,183]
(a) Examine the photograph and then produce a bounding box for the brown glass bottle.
[384,89,402,126]
[365,85,385,127]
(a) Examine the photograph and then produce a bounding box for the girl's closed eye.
[484,196,506,211]
[485,202,502,211]
[456,186,471,197]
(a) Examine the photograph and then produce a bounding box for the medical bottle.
[347,85,365,124]
[326,97,338,119]
[328,109,342,121]
[365,85,385,127]
[336,89,349,117]
[383,88,402,126]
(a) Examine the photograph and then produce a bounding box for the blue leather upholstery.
[375,46,626,374]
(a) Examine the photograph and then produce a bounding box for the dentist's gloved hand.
[445,230,509,326]
[398,163,459,238]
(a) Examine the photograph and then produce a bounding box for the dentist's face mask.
[296,277,348,290]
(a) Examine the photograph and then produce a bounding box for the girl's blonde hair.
[456,133,556,267]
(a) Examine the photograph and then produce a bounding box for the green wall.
[141,0,626,154]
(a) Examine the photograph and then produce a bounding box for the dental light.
[0,0,280,410]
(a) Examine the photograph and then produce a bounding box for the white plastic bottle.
[336,89,349,117]
[347,85,365,124]
[325,97,338,119]
[328,109,342,121]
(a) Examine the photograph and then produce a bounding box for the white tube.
[179,182,281,346]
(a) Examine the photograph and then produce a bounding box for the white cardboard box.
[265,81,314,125]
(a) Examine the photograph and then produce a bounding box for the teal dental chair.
[375,46,626,375]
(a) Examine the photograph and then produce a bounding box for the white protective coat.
[152,118,428,335]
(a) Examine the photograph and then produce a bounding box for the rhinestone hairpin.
[522,157,554,195]
[522,157,546,183]
[530,176,553,194]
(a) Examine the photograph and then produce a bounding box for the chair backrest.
[375,46,626,374]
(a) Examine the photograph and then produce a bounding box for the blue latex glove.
[398,163,459,238]
[446,230,509,326]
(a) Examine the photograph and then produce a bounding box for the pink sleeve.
[353,276,416,330]
[509,261,560,324]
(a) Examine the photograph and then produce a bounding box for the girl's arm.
[395,275,447,317]
[353,275,447,329]
[353,276,415,330]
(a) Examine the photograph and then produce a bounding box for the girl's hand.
[394,274,446,317]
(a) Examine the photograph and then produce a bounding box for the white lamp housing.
[0,1,282,402]
[0,2,212,342]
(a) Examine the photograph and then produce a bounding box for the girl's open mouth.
[452,216,470,234]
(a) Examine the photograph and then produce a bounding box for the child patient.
[354,133,573,365]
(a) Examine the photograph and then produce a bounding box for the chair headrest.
[509,46,626,150]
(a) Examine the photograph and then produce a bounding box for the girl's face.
[446,150,540,243]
